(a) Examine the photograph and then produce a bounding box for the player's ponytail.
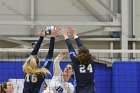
[77,46,93,65]
[23,56,50,76]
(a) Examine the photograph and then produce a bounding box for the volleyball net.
[0,49,140,93]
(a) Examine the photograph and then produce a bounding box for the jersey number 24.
[79,64,93,73]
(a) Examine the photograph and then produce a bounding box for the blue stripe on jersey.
[39,81,44,93]
[69,52,76,57]
[43,59,53,67]
[73,72,77,93]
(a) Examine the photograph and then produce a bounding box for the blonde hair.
[23,55,50,75]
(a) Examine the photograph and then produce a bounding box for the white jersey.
[43,54,74,93]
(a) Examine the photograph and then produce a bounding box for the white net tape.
[0,48,140,66]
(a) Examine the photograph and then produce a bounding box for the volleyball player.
[43,51,74,93]
[62,26,95,93]
[0,81,14,93]
[22,27,59,93]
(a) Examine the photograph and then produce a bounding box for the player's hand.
[39,29,45,37]
[68,26,77,36]
[51,26,60,37]
[62,27,69,36]
[59,51,66,57]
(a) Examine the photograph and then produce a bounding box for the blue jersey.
[23,73,45,93]
[65,37,95,93]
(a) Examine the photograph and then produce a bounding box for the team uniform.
[23,37,55,93]
[43,54,74,93]
[65,37,95,93]
[23,73,45,93]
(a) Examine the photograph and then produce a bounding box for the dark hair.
[0,82,8,93]
[44,81,47,87]
[77,46,93,65]
[70,74,74,80]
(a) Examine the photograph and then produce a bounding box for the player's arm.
[65,39,78,62]
[30,29,45,55]
[54,51,66,75]
[75,36,83,48]
[42,37,55,69]
[43,26,60,69]
[68,26,83,48]
[62,29,78,62]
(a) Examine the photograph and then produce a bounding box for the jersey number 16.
[25,74,37,83]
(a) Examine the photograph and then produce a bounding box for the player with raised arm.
[43,51,74,93]
[39,26,59,93]
[62,26,95,93]
[22,27,59,93]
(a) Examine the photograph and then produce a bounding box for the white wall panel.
[0,0,109,38]
[135,0,140,38]
[0,0,31,36]
[0,0,30,20]
[0,0,139,49]
[87,0,109,18]
[0,26,31,36]
[35,0,101,21]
